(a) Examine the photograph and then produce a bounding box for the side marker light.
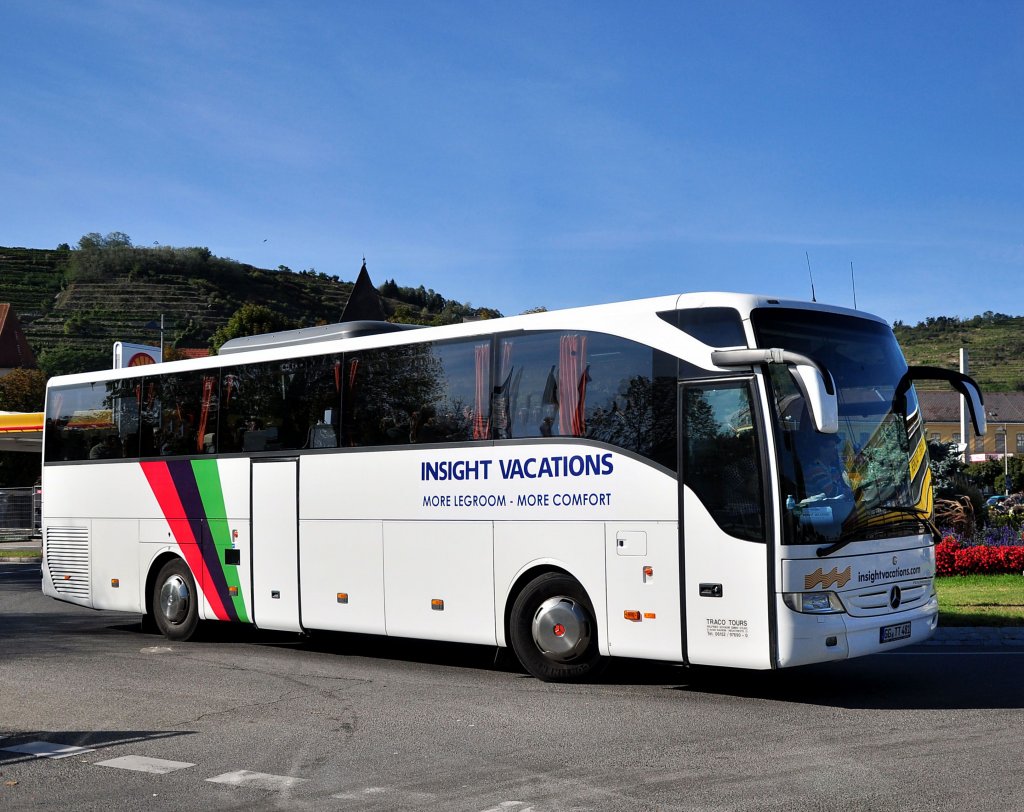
[624,610,642,622]
[337,593,348,604]
[431,599,445,611]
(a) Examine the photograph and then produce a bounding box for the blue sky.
[2,1,1022,325]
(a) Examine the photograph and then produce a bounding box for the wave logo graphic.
[804,566,852,590]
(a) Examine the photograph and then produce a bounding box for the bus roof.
[45,291,886,388]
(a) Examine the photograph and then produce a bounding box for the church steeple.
[340,258,387,322]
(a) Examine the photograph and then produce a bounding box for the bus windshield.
[751,308,925,546]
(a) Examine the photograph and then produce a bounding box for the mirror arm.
[898,366,986,435]
[710,349,835,395]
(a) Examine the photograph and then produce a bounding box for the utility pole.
[959,348,970,462]
[988,410,1009,495]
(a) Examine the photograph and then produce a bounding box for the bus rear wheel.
[152,559,199,641]
[509,573,604,682]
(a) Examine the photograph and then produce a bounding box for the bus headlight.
[783,591,845,614]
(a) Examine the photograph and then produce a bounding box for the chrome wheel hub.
[159,574,191,624]
[531,596,591,662]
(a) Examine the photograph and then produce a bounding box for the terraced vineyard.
[1,244,360,365]
[894,314,1024,393]
[0,247,68,322]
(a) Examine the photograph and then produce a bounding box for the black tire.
[152,559,199,641]
[509,572,604,682]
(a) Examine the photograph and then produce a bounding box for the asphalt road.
[2,562,1023,812]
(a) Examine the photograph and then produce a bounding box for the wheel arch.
[144,551,190,618]
[502,564,597,651]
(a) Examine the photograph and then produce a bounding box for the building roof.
[0,304,37,369]
[918,390,1024,424]
[176,348,211,359]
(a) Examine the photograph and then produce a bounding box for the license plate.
[879,621,912,644]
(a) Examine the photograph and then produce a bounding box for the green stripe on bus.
[192,459,250,623]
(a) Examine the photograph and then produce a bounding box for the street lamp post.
[143,315,165,361]
[989,411,1009,496]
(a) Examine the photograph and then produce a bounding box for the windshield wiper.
[815,506,940,557]
[816,537,857,557]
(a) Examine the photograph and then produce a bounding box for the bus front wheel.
[509,573,604,682]
[152,559,199,641]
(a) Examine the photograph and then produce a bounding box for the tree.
[210,304,296,352]
[77,231,132,250]
[928,440,964,494]
[77,232,104,251]
[104,231,133,248]
[0,369,46,412]
[36,345,111,377]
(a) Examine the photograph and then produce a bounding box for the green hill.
[894,313,1024,393]
[1,236,498,375]
[2,237,1021,391]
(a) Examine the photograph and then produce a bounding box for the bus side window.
[343,341,489,447]
[301,355,341,449]
[495,332,677,470]
[683,381,766,542]
[146,371,211,457]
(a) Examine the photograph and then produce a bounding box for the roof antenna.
[805,252,817,302]
[850,261,858,310]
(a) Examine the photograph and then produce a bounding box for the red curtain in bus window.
[195,375,216,452]
[558,335,589,436]
[221,375,237,408]
[473,343,490,440]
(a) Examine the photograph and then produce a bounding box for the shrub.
[935,535,1024,576]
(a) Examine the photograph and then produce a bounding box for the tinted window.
[661,307,746,347]
[684,381,765,542]
[343,340,490,446]
[495,331,677,469]
[45,380,140,462]
[140,371,218,457]
[220,355,342,453]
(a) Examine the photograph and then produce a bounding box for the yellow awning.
[0,412,43,433]
[0,412,43,453]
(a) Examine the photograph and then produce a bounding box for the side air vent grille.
[45,526,90,600]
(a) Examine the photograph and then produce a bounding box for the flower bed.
[936,535,1024,576]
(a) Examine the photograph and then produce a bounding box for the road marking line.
[95,755,195,774]
[1,741,94,759]
[331,787,389,799]
[206,769,308,790]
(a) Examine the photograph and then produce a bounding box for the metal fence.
[0,486,41,535]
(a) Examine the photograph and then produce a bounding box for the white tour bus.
[41,293,985,681]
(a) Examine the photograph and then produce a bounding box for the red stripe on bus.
[140,460,231,621]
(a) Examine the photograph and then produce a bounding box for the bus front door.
[251,457,302,632]
[680,379,773,669]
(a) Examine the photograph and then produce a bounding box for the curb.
[921,626,1024,647]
